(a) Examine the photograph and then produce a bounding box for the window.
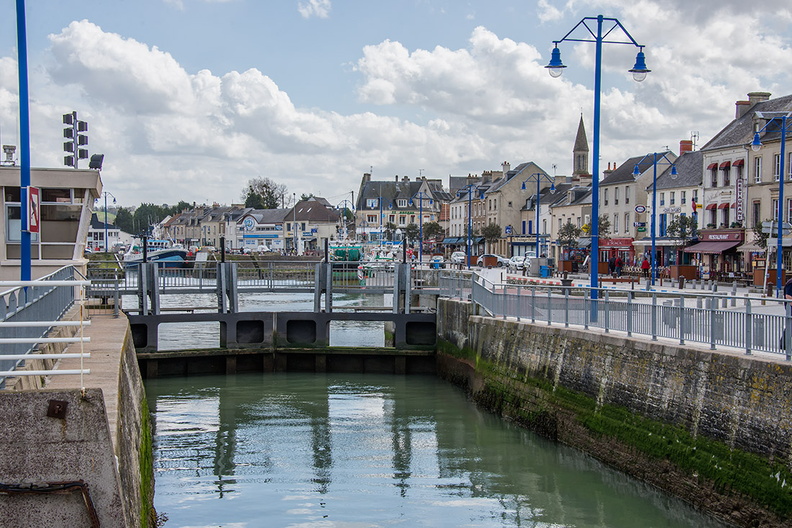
[789,153,792,179]
[397,199,407,208]
[603,189,608,206]
[366,214,377,224]
[774,154,781,181]
[615,187,619,205]
[625,186,630,204]
[366,198,378,208]
[754,157,762,183]
[752,201,761,228]
[613,213,619,233]
[399,215,406,225]
[711,166,718,187]
[788,199,792,224]
[772,199,779,221]
[659,193,665,206]
[681,191,686,204]
[660,214,667,236]
[723,167,731,186]
[670,192,675,205]
[624,213,630,233]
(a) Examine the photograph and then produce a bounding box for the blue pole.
[590,15,604,300]
[467,189,472,269]
[777,116,787,296]
[651,153,658,285]
[16,0,31,281]
[535,176,541,258]
[418,195,423,264]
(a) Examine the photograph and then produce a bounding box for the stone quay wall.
[436,298,792,528]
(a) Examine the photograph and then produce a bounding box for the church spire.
[573,114,590,180]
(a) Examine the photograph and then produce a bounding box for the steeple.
[573,114,590,180]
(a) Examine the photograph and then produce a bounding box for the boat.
[123,239,188,268]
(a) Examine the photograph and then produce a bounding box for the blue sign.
[505,225,513,235]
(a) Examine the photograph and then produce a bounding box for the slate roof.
[90,212,116,230]
[653,150,704,191]
[292,199,339,222]
[601,153,673,186]
[246,209,290,224]
[702,94,792,150]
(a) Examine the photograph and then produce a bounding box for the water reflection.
[148,373,726,528]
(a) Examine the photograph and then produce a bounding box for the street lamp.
[410,191,433,265]
[547,15,649,298]
[521,173,555,258]
[99,191,117,252]
[633,153,677,286]
[751,111,791,297]
[458,184,484,269]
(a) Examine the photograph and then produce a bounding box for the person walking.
[641,257,650,278]
[615,256,623,277]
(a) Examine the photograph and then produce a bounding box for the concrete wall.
[436,297,792,527]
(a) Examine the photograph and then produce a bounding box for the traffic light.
[63,111,88,168]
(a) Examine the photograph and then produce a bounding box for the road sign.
[767,238,792,247]
[633,222,646,227]
[27,186,40,234]
[634,205,647,214]
[505,225,513,235]
[637,227,647,233]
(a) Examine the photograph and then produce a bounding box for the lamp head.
[549,183,556,194]
[670,165,678,180]
[521,181,527,190]
[751,132,762,152]
[628,48,650,82]
[545,45,566,78]
[632,164,640,176]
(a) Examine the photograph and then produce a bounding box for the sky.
[0,0,790,208]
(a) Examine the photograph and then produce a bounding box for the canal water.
[147,373,726,528]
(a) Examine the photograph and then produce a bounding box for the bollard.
[678,275,686,290]
[731,283,737,307]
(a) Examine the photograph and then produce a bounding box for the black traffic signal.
[63,111,88,167]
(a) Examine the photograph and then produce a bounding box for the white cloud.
[298,0,331,19]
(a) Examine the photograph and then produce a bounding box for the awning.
[683,240,742,254]
[577,238,592,248]
[707,163,717,170]
[474,237,484,244]
[733,159,745,167]
[731,202,737,209]
[718,203,729,209]
[705,203,717,210]
[737,242,764,253]
[632,237,683,247]
[441,237,460,244]
[719,161,731,169]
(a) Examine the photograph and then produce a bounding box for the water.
[147,373,726,528]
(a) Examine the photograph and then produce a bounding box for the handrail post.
[745,299,752,356]
[546,286,552,325]
[651,292,657,341]
[626,291,632,337]
[604,289,610,333]
[678,293,685,345]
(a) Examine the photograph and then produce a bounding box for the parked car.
[476,254,508,267]
[508,255,526,271]
[450,251,466,265]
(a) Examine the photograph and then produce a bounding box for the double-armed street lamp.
[751,111,792,296]
[458,184,483,269]
[633,153,677,286]
[546,15,650,298]
[521,173,555,259]
[410,191,433,264]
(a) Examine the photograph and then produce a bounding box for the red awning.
[733,159,745,167]
[718,203,729,209]
[731,202,737,208]
[684,240,742,254]
[705,203,717,210]
[719,161,731,169]
[707,163,718,170]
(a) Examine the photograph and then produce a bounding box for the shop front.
[598,238,635,274]
[683,229,744,280]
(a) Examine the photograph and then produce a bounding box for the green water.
[147,373,727,528]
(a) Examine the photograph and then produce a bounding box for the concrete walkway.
[45,311,129,447]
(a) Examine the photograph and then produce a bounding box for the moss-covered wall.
[436,298,792,527]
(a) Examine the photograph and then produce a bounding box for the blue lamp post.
[15,0,32,281]
[751,111,791,297]
[633,153,677,286]
[100,191,117,252]
[410,191,433,265]
[546,15,649,299]
[458,184,481,270]
[521,173,555,258]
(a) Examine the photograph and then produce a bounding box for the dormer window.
[397,199,407,208]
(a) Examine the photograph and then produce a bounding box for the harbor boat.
[123,240,188,268]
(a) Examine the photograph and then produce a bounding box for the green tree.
[300,193,315,202]
[598,214,611,241]
[557,221,582,256]
[132,203,171,235]
[481,223,502,252]
[383,222,397,241]
[752,219,772,251]
[114,207,134,233]
[242,177,287,209]
[404,223,420,244]
[421,221,445,241]
[666,215,699,265]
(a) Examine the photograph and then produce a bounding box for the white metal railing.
[0,268,92,385]
[438,272,792,360]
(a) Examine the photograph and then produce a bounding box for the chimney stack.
[747,91,771,106]
[735,100,751,119]
[680,139,693,154]
[362,172,371,184]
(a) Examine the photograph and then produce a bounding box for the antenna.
[690,131,699,150]
[552,164,557,175]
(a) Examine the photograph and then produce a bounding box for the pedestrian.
[641,258,650,278]
[608,256,615,276]
[615,256,623,277]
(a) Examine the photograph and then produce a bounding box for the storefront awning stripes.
[719,161,731,169]
[683,240,741,254]
[441,237,460,244]
[718,203,729,209]
[705,203,717,210]
[707,163,718,170]
[733,159,744,167]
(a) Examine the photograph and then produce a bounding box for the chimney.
[395,175,398,182]
[502,161,511,174]
[362,172,371,184]
[735,100,751,119]
[680,139,693,154]
[402,176,409,182]
[747,91,771,106]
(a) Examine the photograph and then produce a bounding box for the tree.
[666,215,698,259]
[598,214,611,241]
[383,222,397,241]
[114,207,134,233]
[752,219,771,251]
[556,221,582,257]
[481,223,502,252]
[132,203,171,235]
[404,223,420,244]
[422,221,445,241]
[300,193,315,202]
[242,177,287,209]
